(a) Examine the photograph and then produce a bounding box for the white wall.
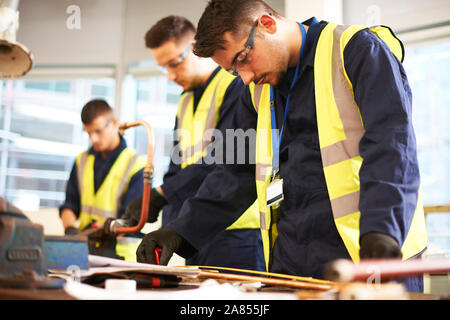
[16,0,217,66]
[343,0,450,44]
[15,0,450,66]
[343,0,450,31]
[124,0,284,64]
[17,0,125,65]
[16,0,285,66]
[285,0,343,24]
[123,0,204,65]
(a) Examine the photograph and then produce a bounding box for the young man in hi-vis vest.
[135,1,428,293]
[59,99,146,261]
[121,15,265,271]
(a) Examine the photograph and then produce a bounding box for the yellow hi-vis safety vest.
[76,147,146,261]
[176,67,260,231]
[251,23,427,269]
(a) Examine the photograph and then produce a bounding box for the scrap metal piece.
[324,258,450,283]
[338,282,408,300]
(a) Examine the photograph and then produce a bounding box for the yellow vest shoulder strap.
[369,25,404,62]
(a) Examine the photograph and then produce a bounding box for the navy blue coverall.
[59,135,144,225]
[160,67,265,271]
[165,18,424,292]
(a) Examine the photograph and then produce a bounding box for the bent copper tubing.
[198,271,336,291]
[114,120,154,234]
[324,257,450,283]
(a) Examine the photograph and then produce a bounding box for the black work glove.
[359,232,402,259]
[124,189,168,225]
[102,189,167,235]
[136,228,196,265]
[64,226,80,235]
[103,217,121,235]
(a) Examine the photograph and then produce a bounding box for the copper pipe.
[424,205,450,214]
[198,271,337,291]
[197,265,334,285]
[324,258,450,283]
[114,120,154,234]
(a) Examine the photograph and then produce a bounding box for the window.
[123,75,181,187]
[404,39,450,256]
[0,78,115,210]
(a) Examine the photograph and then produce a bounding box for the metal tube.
[114,120,154,234]
[198,271,337,291]
[324,257,450,283]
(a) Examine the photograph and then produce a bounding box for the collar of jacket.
[276,16,323,95]
[88,134,127,161]
[181,66,222,113]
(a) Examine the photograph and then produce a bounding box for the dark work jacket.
[59,136,143,220]
[161,67,265,271]
[167,18,423,291]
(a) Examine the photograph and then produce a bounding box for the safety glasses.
[226,21,258,76]
[161,44,192,71]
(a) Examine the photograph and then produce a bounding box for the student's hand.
[103,218,125,235]
[359,232,402,259]
[124,189,168,225]
[136,228,195,265]
[64,226,80,235]
[102,189,168,235]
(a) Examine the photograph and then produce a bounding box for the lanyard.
[270,22,306,176]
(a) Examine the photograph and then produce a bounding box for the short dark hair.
[194,0,279,57]
[145,15,196,49]
[81,99,112,124]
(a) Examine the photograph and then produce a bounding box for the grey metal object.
[44,235,89,270]
[0,209,46,277]
[0,0,34,78]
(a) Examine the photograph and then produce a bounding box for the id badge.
[266,178,284,207]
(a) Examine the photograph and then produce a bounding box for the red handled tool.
[133,273,180,288]
[154,247,162,265]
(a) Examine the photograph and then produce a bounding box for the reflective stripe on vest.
[251,23,427,267]
[116,236,142,262]
[176,68,260,231]
[76,147,146,230]
[177,68,233,169]
[250,82,273,270]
